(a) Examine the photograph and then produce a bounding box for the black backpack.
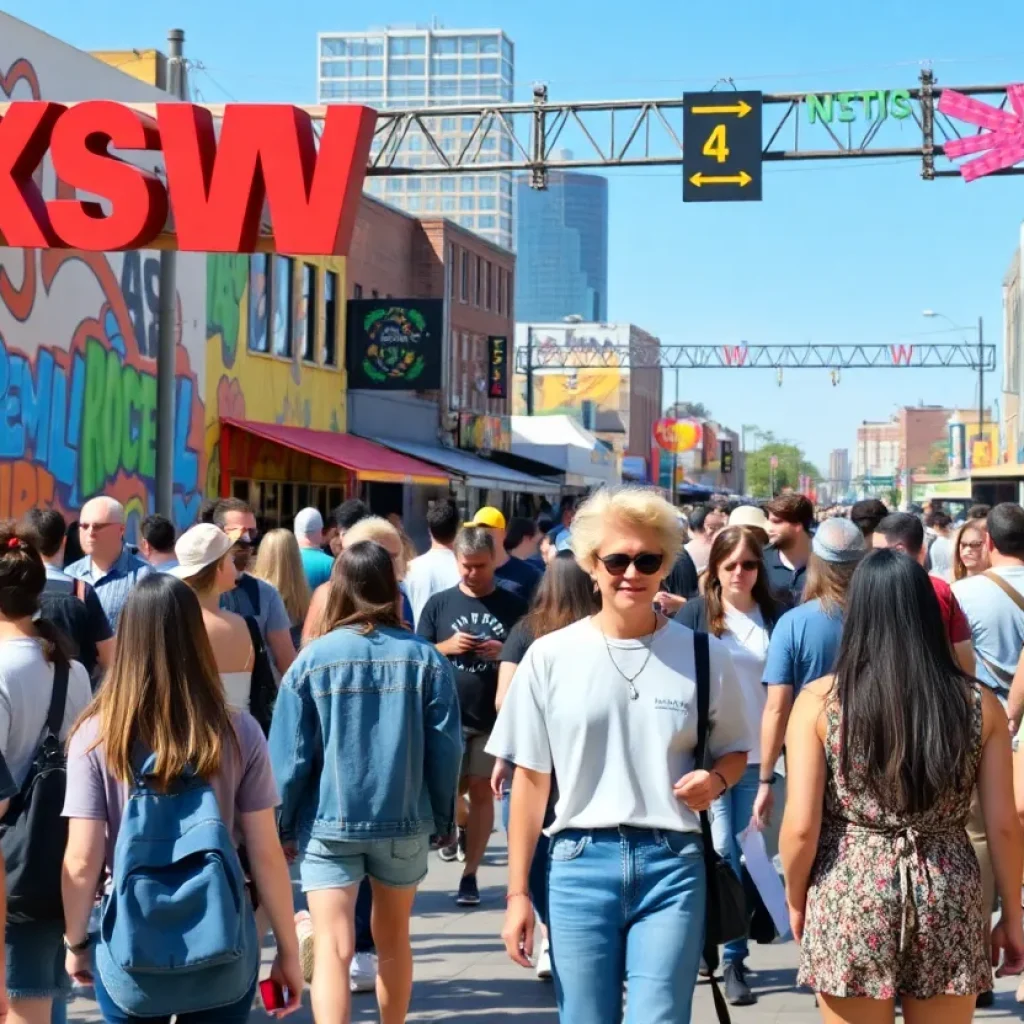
[244,617,277,736]
[1,659,69,924]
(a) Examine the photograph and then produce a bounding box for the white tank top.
[220,672,252,713]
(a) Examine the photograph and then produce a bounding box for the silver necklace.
[600,615,659,700]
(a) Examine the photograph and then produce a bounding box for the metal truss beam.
[364,72,1014,182]
[516,342,997,371]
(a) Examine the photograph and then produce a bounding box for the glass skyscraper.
[515,169,609,322]
[317,27,515,251]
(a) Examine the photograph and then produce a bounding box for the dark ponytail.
[0,518,71,668]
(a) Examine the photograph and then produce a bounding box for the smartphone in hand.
[260,979,286,1012]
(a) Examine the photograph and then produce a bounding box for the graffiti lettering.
[207,254,248,369]
[120,251,161,358]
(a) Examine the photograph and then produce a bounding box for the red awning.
[220,418,450,486]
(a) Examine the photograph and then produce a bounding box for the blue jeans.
[93,972,257,1023]
[501,788,551,925]
[709,763,761,965]
[547,827,705,1023]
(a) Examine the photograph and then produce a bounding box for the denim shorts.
[299,834,431,892]
[5,920,71,1001]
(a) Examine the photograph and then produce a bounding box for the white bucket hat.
[168,523,236,580]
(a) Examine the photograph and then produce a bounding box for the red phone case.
[259,978,285,1011]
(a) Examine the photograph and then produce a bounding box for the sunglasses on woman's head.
[596,552,664,576]
[723,559,759,573]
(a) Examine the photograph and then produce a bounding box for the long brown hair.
[0,519,71,668]
[704,526,777,638]
[523,552,599,642]
[313,541,403,639]
[803,553,858,613]
[73,573,238,790]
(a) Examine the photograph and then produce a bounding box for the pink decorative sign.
[938,85,1024,181]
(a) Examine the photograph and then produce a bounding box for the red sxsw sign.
[0,101,377,254]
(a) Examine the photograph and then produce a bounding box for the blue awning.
[368,437,558,495]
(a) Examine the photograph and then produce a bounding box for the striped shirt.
[65,548,154,632]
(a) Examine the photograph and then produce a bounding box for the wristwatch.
[65,935,93,954]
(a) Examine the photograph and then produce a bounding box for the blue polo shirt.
[66,547,154,632]
[762,599,844,695]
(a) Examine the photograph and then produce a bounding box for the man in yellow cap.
[464,506,542,603]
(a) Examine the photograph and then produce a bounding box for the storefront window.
[301,264,317,362]
[272,256,293,358]
[323,271,338,366]
[247,255,270,353]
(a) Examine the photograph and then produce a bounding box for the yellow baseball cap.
[464,506,506,530]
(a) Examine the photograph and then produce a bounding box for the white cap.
[294,507,324,537]
[729,505,768,531]
[169,524,235,580]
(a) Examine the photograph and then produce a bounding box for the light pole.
[922,310,985,449]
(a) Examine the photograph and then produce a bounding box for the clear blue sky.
[8,0,1024,470]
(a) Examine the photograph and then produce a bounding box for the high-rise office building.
[317,26,515,251]
[515,167,609,322]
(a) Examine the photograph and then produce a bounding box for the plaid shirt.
[65,547,154,632]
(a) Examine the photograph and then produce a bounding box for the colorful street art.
[205,253,347,497]
[0,44,206,536]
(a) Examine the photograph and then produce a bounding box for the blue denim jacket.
[270,625,463,842]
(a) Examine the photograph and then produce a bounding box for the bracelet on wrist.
[506,891,531,903]
[759,775,776,786]
[711,769,729,793]
[65,934,93,954]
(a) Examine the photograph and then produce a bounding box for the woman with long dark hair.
[270,541,463,1024]
[781,548,1024,1023]
[61,573,302,1022]
[0,522,92,1024]
[489,551,600,980]
[676,525,781,1005]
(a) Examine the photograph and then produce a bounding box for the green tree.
[926,440,950,475]
[664,400,711,420]
[744,440,821,498]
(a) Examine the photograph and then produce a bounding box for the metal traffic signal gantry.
[360,70,1018,188]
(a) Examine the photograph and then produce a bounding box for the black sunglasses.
[596,551,664,576]
[722,559,760,573]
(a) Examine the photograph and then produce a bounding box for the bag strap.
[46,658,69,740]
[693,630,732,1024]
[983,570,1024,615]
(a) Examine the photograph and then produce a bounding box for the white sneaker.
[350,951,378,993]
[535,938,552,981]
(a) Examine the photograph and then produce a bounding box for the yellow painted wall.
[205,254,347,494]
[90,49,165,88]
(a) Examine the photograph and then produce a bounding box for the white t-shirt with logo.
[405,547,460,626]
[487,617,750,834]
[719,607,770,765]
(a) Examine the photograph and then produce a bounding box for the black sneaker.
[723,962,757,1006]
[976,989,994,1008]
[437,836,459,862]
[456,826,467,863]
[456,873,480,906]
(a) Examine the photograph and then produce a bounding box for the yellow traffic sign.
[689,171,753,187]
[690,100,753,118]
[683,90,763,202]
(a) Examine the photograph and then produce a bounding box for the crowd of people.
[0,485,1023,1022]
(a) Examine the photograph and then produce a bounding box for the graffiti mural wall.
[0,16,207,536]
[205,253,347,497]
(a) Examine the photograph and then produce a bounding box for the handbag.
[0,659,69,923]
[693,630,748,1024]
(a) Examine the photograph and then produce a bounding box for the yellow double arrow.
[689,171,753,187]
[690,99,753,117]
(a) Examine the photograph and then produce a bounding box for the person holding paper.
[676,524,782,1007]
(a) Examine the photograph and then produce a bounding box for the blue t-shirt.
[762,599,844,695]
[300,547,335,591]
[495,556,542,604]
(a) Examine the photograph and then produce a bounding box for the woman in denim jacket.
[269,540,463,1024]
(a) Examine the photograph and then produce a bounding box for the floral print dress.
[798,686,990,999]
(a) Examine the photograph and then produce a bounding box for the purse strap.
[693,630,732,1024]
[44,659,69,742]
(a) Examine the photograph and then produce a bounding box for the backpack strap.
[237,574,261,617]
[45,659,69,741]
[693,630,733,1024]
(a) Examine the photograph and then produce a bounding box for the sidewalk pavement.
[66,828,1022,1021]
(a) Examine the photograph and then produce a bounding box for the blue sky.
[7,0,1024,470]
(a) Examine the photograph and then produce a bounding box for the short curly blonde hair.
[571,487,683,573]
[342,515,407,580]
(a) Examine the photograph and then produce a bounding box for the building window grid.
[301,264,317,362]
[323,271,338,367]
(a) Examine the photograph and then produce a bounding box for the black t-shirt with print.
[418,585,527,733]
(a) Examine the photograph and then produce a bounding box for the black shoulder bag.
[245,616,277,736]
[1,659,69,923]
[693,630,748,1024]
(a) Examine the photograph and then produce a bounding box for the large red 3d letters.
[0,101,377,254]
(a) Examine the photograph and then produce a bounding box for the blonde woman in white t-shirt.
[676,525,782,1006]
[493,487,751,1024]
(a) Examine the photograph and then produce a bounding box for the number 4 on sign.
[702,125,730,163]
